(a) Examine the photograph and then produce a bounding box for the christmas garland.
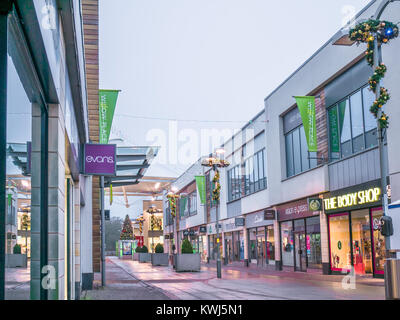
[349,20,399,129]
[167,193,180,218]
[212,170,221,202]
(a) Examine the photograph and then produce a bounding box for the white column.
[81,176,93,289]
[73,181,81,299]
[243,226,249,262]
[47,103,66,300]
[273,219,281,267]
[30,103,43,300]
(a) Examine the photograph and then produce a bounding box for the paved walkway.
[109,256,385,300]
[82,257,175,300]
[4,265,30,300]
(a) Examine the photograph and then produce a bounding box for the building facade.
[163,0,400,279]
[1,0,95,300]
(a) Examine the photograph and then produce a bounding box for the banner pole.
[100,176,106,287]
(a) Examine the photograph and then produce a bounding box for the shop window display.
[351,210,372,274]
[306,216,322,268]
[329,214,352,271]
[266,225,275,262]
[371,208,385,274]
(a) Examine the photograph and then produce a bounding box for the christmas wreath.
[349,19,398,129]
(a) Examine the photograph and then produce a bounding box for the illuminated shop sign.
[324,182,382,213]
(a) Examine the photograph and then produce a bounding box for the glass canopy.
[104,146,159,187]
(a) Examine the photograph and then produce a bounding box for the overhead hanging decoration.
[349,19,398,129]
[167,193,180,218]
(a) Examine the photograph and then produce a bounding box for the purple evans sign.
[83,144,116,176]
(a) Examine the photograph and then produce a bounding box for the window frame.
[284,125,317,178]
[327,84,378,162]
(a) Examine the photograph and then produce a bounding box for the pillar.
[320,211,330,275]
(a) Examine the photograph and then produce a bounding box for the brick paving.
[108,256,385,300]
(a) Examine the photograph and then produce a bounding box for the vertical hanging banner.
[99,89,120,144]
[180,196,188,217]
[328,107,340,153]
[295,96,317,152]
[195,176,206,205]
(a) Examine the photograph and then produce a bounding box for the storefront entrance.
[328,207,384,276]
[257,232,266,267]
[224,233,233,264]
[294,231,307,272]
[277,197,323,272]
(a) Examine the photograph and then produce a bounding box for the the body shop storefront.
[277,198,322,272]
[324,181,385,277]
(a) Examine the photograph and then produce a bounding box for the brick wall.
[315,89,328,166]
[82,0,100,272]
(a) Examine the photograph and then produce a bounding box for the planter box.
[151,253,169,266]
[6,254,27,268]
[132,253,140,261]
[174,254,201,272]
[138,253,151,263]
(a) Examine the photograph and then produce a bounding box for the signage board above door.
[323,180,382,214]
[83,144,116,176]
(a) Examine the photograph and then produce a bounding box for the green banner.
[195,176,206,205]
[180,197,188,217]
[295,96,317,152]
[328,107,340,153]
[99,89,120,144]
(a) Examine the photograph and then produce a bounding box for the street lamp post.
[332,0,400,299]
[202,151,230,279]
[333,0,399,253]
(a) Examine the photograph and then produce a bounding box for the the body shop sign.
[323,181,382,214]
[83,144,116,176]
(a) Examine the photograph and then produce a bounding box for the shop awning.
[104,146,160,188]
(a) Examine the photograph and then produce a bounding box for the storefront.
[207,223,223,261]
[222,217,245,264]
[324,180,385,277]
[277,198,322,272]
[185,226,207,261]
[246,210,275,267]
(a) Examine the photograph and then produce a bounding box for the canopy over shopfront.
[104,146,161,188]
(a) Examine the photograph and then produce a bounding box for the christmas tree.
[120,215,134,240]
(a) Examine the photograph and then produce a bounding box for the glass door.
[294,232,307,272]
[371,208,385,275]
[256,228,266,267]
[351,209,372,275]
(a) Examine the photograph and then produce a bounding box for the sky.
[99,0,371,218]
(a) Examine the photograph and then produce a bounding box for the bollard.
[385,250,400,300]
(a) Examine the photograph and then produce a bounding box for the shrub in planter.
[152,244,168,266]
[141,245,149,253]
[136,245,149,253]
[181,239,193,254]
[155,243,164,253]
[13,244,22,254]
[175,239,200,272]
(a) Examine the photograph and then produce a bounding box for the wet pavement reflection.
[110,257,385,300]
